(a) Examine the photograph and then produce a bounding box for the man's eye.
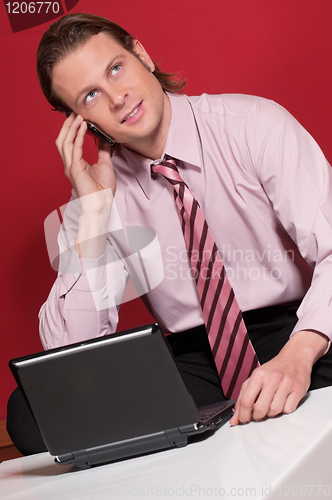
[111,65,121,77]
[85,90,98,103]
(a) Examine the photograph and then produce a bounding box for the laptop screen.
[10,324,201,456]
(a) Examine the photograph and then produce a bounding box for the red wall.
[1,0,332,418]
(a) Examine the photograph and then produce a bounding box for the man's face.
[52,32,171,157]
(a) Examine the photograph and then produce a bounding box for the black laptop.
[9,324,235,469]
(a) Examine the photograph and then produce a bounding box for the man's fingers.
[230,369,307,426]
[229,380,250,426]
[230,333,315,427]
[55,112,76,156]
[249,370,284,421]
[71,120,87,167]
[60,115,85,176]
[264,375,294,418]
[230,369,283,425]
[283,391,302,414]
[229,407,240,426]
[234,370,271,424]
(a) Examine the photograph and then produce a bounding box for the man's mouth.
[122,102,142,123]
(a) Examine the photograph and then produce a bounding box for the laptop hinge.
[55,450,90,469]
[55,427,193,469]
[164,427,190,447]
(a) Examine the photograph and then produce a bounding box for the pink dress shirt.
[39,93,332,350]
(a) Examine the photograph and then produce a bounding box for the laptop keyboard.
[198,402,229,421]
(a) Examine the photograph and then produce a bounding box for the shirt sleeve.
[243,98,332,342]
[38,194,128,350]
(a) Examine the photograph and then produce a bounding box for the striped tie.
[152,158,259,398]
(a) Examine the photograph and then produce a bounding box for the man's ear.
[132,39,155,72]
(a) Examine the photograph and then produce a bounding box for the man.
[30,12,332,432]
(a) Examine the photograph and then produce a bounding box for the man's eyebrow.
[74,56,121,107]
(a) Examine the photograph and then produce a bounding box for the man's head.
[37,13,185,115]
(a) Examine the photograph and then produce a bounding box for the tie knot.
[151,158,183,185]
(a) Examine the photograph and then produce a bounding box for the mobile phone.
[85,122,114,145]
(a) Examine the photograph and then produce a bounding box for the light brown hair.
[36,12,186,114]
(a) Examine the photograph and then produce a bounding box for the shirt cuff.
[291,307,332,355]
[60,250,107,293]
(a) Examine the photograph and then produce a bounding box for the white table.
[1,386,332,499]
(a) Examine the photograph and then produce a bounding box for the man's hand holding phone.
[56,112,116,259]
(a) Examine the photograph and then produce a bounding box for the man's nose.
[105,85,127,108]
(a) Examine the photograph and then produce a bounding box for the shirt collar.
[120,93,202,199]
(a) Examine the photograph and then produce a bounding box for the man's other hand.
[230,329,329,426]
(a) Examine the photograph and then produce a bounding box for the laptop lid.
[9,324,203,460]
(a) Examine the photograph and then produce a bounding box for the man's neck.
[122,94,172,161]
[123,137,166,162]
